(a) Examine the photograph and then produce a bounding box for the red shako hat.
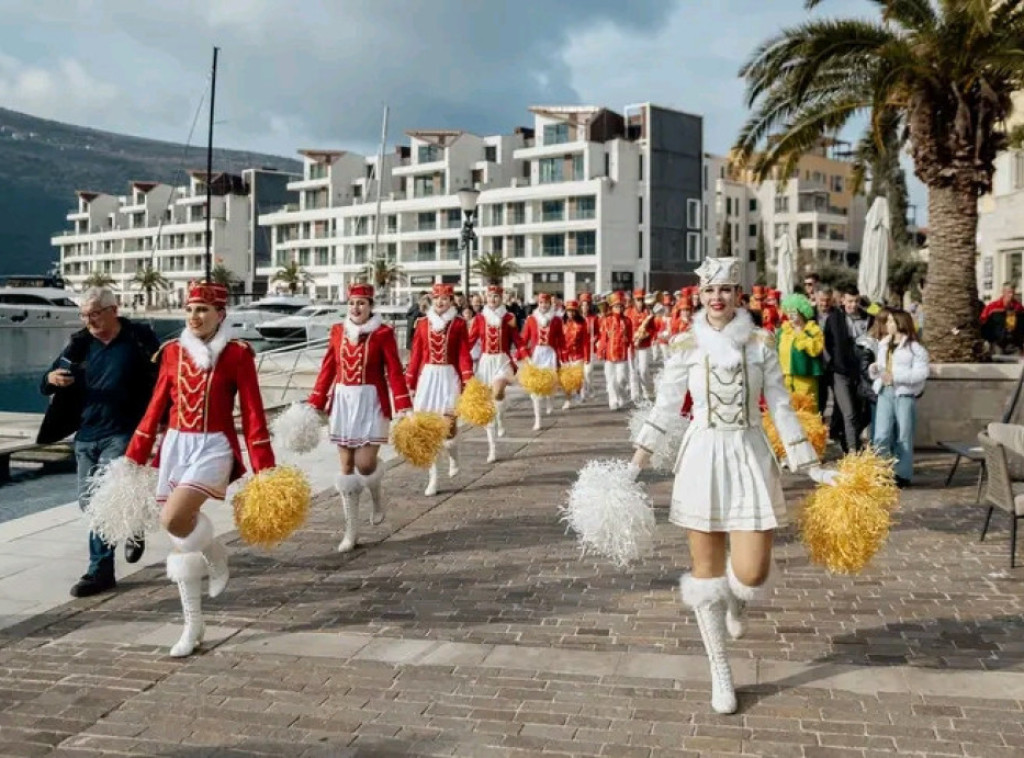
[187,282,228,308]
[564,300,579,311]
[348,283,375,300]
[633,288,646,299]
[537,292,552,304]
[579,292,593,303]
[432,283,454,298]
[486,284,503,295]
[608,291,626,307]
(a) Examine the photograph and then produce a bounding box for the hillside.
[0,108,301,277]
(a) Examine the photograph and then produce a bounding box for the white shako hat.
[695,256,741,287]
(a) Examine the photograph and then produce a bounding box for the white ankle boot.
[531,396,542,431]
[725,561,773,641]
[166,551,206,657]
[486,426,497,464]
[445,440,460,477]
[494,400,506,437]
[335,474,364,553]
[680,574,737,715]
[424,462,439,496]
[359,469,385,525]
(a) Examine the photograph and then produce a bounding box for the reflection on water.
[0,370,49,414]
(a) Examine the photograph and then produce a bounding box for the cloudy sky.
[0,0,925,222]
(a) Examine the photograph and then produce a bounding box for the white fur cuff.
[335,473,364,496]
[358,469,383,487]
[167,512,213,554]
[679,574,730,609]
[166,551,206,582]
[726,561,774,603]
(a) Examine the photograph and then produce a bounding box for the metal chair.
[977,432,1024,568]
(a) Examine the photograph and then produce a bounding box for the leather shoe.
[70,573,116,598]
[125,538,145,564]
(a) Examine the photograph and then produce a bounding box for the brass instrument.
[634,311,655,346]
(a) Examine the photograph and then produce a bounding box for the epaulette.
[230,338,256,355]
[152,337,178,363]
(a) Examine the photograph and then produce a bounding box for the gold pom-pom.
[519,361,558,396]
[455,377,496,426]
[798,448,899,574]
[762,394,827,459]
[232,465,312,548]
[558,363,585,395]
[391,411,449,467]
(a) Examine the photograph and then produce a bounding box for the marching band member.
[560,300,590,409]
[761,289,783,332]
[468,284,524,463]
[519,292,564,430]
[580,293,600,400]
[125,282,276,658]
[308,283,412,552]
[631,257,832,714]
[670,292,695,337]
[626,288,656,402]
[596,291,633,410]
[406,283,475,496]
[653,292,674,362]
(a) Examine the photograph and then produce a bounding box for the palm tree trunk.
[922,183,982,363]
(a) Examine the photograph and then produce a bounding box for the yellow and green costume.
[776,320,824,402]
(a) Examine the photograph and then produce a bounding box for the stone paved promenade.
[2,386,1024,757]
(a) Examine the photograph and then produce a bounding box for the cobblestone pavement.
[2,385,1024,757]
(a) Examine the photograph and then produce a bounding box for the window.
[491,205,504,225]
[604,154,610,176]
[703,164,708,192]
[541,200,564,222]
[484,145,497,162]
[775,222,789,238]
[414,176,434,198]
[416,241,436,262]
[386,215,398,233]
[638,197,643,224]
[508,202,526,225]
[749,248,757,263]
[298,249,311,266]
[417,144,441,163]
[638,231,643,259]
[749,224,757,237]
[539,157,563,184]
[492,236,504,254]
[443,239,460,260]
[749,198,758,212]
[543,123,570,145]
[575,196,596,220]
[352,245,368,264]
[542,234,565,256]
[447,208,461,229]
[576,231,596,255]
[315,247,329,266]
[686,232,701,262]
[510,235,525,257]
[774,196,790,213]
[726,197,732,216]
[831,175,845,193]
[572,154,584,181]
[686,198,701,230]
[639,154,644,181]
[418,211,436,231]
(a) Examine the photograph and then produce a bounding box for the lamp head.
[456,187,480,216]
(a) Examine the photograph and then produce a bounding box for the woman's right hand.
[630,448,650,476]
[47,369,74,388]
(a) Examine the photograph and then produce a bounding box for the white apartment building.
[978,95,1024,301]
[257,103,705,302]
[52,168,297,304]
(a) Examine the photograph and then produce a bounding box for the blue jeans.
[872,387,916,481]
[75,433,132,577]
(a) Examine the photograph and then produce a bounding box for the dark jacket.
[405,303,424,350]
[823,309,859,377]
[37,318,160,444]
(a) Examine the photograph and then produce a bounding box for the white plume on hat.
[695,256,741,287]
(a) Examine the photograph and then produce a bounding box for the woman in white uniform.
[631,257,833,714]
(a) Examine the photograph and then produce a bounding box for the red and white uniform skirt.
[530,345,558,370]
[156,429,234,504]
[413,364,461,415]
[329,384,389,448]
[476,352,514,385]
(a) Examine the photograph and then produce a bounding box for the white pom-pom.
[559,459,656,568]
[272,402,322,454]
[84,457,160,545]
[628,403,688,473]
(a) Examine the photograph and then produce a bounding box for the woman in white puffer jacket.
[869,309,929,487]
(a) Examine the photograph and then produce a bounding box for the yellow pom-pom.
[798,448,899,574]
[455,377,496,426]
[392,411,449,467]
[232,465,312,548]
[790,392,817,414]
[558,363,584,395]
[519,361,558,396]
[762,395,827,459]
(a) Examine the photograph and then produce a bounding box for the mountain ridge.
[0,107,301,277]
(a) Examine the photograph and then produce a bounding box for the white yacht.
[226,295,312,339]
[257,304,345,343]
[0,286,80,329]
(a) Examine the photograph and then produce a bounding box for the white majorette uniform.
[469,293,524,459]
[634,257,823,716]
[519,294,564,430]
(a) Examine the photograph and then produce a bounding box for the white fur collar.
[692,308,754,369]
[179,323,233,371]
[483,305,506,327]
[344,313,382,343]
[532,309,553,328]
[427,306,456,331]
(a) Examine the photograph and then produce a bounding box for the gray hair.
[81,287,117,309]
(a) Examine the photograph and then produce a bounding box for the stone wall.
[916,362,1024,448]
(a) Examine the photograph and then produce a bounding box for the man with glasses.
[38,287,160,597]
[803,272,820,299]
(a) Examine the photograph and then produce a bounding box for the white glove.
[807,465,840,487]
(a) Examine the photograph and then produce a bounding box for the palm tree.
[82,271,115,289]
[471,252,520,286]
[272,260,313,295]
[734,1,1024,362]
[132,264,170,308]
[362,258,406,296]
[210,263,237,288]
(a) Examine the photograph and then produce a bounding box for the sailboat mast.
[371,105,389,267]
[204,46,219,284]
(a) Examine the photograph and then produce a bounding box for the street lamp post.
[457,187,480,300]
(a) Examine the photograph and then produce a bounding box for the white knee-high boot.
[531,395,542,430]
[424,461,439,496]
[359,468,385,525]
[680,574,737,714]
[486,425,498,463]
[545,395,553,415]
[445,439,460,477]
[494,398,506,437]
[167,512,228,600]
[726,560,774,640]
[335,473,364,553]
[166,551,206,657]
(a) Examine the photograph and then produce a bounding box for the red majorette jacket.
[405,308,475,390]
[561,318,591,363]
[468,306,524,368]
[125,329,275,480]
[670,308,693,336]
[518,311,564,362]
[626,306,655,350]
[597,313,633,362]
[308,316,412,418]
[583,312,600,358]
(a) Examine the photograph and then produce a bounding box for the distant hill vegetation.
[0,108,301,277]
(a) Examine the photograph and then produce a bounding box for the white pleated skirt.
[413,364,460,415]
[531,345,557,370]
[476,352,514,385]
[329,384,389,448]
[156,429,234,503]
[669,426,786,533]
